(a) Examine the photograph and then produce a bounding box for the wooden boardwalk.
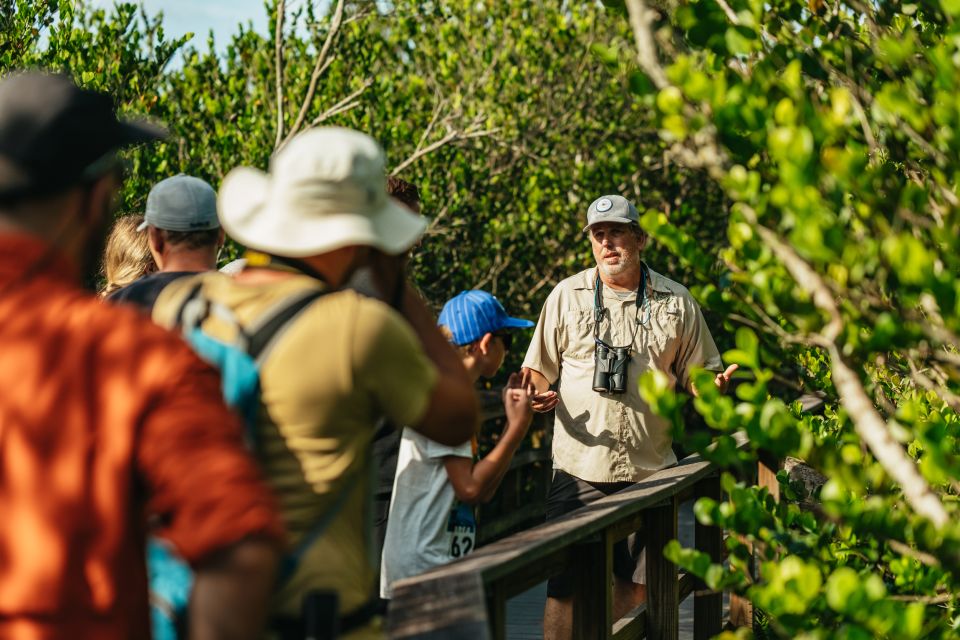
[503,501,713,639]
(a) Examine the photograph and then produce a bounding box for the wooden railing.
[387,432,759,640]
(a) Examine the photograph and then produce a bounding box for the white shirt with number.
[380,428,475,599]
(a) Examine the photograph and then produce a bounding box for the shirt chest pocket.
[560,308,596,360]
[639,295,683,359]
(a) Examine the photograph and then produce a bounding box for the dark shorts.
[545,469,646,599]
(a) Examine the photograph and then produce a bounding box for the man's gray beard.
[597,251,637,277]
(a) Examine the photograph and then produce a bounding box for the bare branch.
[309,79,373,127]
[625,0,669,90]
[887,539,941,568]
[714,0,742,24]
[907,357,960,414]
[281,0,346,147]
[391,126,498,177]
[273,0,286,150]
[750,222,843,343]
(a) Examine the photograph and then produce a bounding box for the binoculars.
[592,342,630,394]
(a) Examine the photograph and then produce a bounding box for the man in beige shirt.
[521,194,736,640]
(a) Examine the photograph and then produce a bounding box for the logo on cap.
[596,198,612,212]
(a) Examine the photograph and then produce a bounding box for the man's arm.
[190,539,279,640]
[399,283,479,445]
[443,374,535,504]
[521,367,559,413]
[138,347,285,640]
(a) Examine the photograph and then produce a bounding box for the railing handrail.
[388,432,751,639]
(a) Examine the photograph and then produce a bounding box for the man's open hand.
[714,364,739,393]
[520,367,559,413]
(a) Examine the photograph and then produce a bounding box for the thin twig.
[391,127,498,177]
[281,0,346,148]
[309,79,373,127]
[887,540,941,568]
[273,0,286,150]
[714,0,741,24]
[907,357,960,414]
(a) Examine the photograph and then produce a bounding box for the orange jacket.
[0,233,284,640]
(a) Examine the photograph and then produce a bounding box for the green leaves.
[725,327,760,369]
[751,556,823,615]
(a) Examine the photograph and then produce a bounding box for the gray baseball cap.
[137,174,219,232]
[582,194,640,232]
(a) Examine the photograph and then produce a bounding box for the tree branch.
[391,125,498,177]
[714,0,741,24]
[745,218,950,529]
[280,0,346,149]
[625,0,669,90]
[273,0,286,150]
[907,356,960,414]
[309,79,373,127]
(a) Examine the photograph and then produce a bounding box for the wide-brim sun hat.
[218,127,427,258]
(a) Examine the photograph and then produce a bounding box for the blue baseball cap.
[438,290,534,346]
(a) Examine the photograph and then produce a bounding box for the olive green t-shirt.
[154,272,437,637]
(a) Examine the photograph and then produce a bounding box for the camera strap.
[593,265,649,351]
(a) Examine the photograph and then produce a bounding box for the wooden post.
[487,586,507,640]
[645,497,679,640]
[758,451,780,502]
[572,535,612,640]
[693,476,723,640]
[753,454,780,630]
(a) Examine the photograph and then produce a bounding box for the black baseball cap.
[0,71,166,201]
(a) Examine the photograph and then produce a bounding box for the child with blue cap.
[380,290,536,599]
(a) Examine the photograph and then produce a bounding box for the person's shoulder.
[108,271,197,311]
[647,267,693,297]
[646,267,702,310]
[555,268,594,292]
[543,268,594,304]
[151,271,222,327]
[70,288,199,363]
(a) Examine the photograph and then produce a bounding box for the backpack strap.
[246,289,327,363]
[173,281,350,588]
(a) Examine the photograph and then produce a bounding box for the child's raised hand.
[502,372,535,429]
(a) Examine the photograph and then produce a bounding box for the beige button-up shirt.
[522,266,723,483]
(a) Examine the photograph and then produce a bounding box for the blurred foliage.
[602,0,960,633]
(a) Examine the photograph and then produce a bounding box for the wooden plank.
[490,547,570,601]
[488,587,507,640]
[388,572,491,639]
[611,575,689,640]
[678,572,696,603]
[645,497,679,640]
[758,452,780,502]
[644,499,680,640]
[478,499,547,544]
[606,510,645,543]
[612,602,646,640]
[693,476,723,640]
[572,534,612,640]
[752,455,780,631]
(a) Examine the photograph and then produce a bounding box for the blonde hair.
[100,214,156,297]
